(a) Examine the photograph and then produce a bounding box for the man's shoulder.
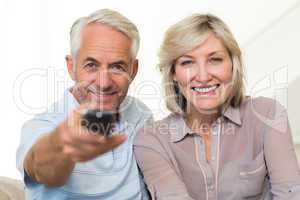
[23,97,70,130]
[121,96,151,112]
[120,96,153,124]
[29,90,77,124]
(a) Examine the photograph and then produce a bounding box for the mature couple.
[16,9,300,200]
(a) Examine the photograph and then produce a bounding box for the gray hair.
[70,9,140,65]
[159,13,246,115]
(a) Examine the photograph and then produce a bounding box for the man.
[16,9,152,199]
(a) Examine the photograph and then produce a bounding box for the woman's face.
[173,34,233,114]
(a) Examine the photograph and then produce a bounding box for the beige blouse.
[134,97,300,200]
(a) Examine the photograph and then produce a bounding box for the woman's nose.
[194,62,212,83]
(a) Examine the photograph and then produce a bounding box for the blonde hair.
[159,13,245,115]
[70,9,140,64]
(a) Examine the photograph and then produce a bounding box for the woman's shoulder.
[242,96,285,109]
[134,113,181,145]
[239,96,287,120]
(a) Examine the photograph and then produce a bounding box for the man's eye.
[110,64,126,73]
[84,62,97,69]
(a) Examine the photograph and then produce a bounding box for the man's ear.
[66,55,76,81]
[129,59,139,82]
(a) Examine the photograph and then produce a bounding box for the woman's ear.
[172,73,177,82]
[171,63,177,82]
[66,55,76,81]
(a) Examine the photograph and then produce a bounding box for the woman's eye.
[180,60,193,66]
[209,57,223,64]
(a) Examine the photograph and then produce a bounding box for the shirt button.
[208,185,214,191]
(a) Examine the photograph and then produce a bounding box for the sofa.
[0,177,24,200]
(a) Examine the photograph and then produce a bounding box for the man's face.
[67,23,138,111]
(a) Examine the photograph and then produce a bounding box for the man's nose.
[95,69,113,89]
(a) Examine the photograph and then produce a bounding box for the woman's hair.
[158,13,245,115]
[70,9,140,65]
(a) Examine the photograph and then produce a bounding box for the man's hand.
[24,81,127,186]
[71,80,92,104]
[50,102,127,162]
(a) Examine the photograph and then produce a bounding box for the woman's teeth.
[192,85,219,93]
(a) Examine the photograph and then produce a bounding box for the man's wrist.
[48,129,74,165]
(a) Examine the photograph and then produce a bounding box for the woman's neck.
[185,108,220,135]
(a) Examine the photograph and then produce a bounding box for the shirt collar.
[169,105,242,143]
[169,114,193,143]
[63,88,80,114]
[222,105,242,126]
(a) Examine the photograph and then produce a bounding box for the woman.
[134,14,300,199]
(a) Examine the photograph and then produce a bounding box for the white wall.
[243,2,300,142]
[1,0,299,179]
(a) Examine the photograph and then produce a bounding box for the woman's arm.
[263,100,300,199]
[134,127,195,200]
